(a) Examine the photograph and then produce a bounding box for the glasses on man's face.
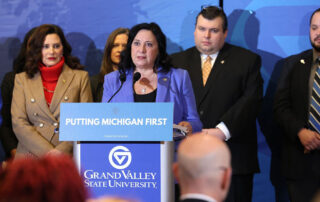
[201,5,222,11]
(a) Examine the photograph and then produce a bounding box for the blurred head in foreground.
[173,132,232,202]
[0,154,87,202]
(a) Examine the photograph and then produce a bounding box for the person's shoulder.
[278,49,313,70]
[2,71,15,84]
[224,43,259,58]
[105,70,120,77]
[171,47,199,68]
[72,69,90,78]
[65,65,90,77]
[171,47,198,58]
[3,71,15,79]
[170,67,188,75]
[11,72,29,86]
[104,70,121,81]
[278,50,312,77]
[15,71,28,79]
[167,68,190,83]
[284,49,312,62]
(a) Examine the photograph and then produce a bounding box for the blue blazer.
[102,67,202,132]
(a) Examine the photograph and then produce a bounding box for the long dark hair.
[99,27,129,83]
[25,24,84,78]
[118,22,171,74]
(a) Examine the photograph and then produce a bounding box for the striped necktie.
[309,58,320,133]
[202,56,212,85]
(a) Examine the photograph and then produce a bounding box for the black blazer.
[273,49,320,179]
[90,73,103,102]
[0,71,18,158]
[171,43,263,174]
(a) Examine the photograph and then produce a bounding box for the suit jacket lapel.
[188,48,203,90]
[117,70,134,102]
[299,50,313,100]
[50,65,74,114]
[28,72,56,121]
[187,48,204,106]
[156,68,170,102]
[199,43,231,104]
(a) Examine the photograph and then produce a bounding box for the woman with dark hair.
[102,22,202,134]
[11,24,92,158]
[0,27,37,159]
[91,27,129,102]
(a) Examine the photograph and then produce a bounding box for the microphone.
[119,73,126,83]
[133,72,141,84]
[107,72,126,103]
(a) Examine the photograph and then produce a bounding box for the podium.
[60,103,174,202]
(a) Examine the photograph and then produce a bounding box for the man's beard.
[311,35,320,52]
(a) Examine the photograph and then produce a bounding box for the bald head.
[174,132,232,201]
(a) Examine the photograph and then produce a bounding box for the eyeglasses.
[201,5,222,11]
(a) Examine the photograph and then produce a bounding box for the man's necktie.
[309,58,320,133]
[202,56,212,85]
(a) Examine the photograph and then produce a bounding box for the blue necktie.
[309,58,320,133]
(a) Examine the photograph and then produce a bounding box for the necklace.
[43,86,55,93]
[141,87,147,94]
[135,71,157,94]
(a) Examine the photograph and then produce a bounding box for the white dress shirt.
[181,193,217,202]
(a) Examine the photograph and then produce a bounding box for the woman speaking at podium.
[11,24,92,158]
[102,22,202,134]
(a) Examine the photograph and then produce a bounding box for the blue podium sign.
[80,142,161,201]
[60,103,174,201]
[60,103,173,141]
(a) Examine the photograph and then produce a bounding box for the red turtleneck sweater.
[39,57,64,106]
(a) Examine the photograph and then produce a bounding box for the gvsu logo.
[108,146,132,169]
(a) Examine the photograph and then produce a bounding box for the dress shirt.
[181,193,217,202]
[200,53,218,69]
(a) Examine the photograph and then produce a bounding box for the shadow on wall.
[66,32,103,76]
[226,9,289,202]
[298,9,313,52]
[167,37,183,55]
[177,9,198,51]
[0,37,21,83]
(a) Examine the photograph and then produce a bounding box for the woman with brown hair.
[90,27,129,102]
[11,24,92,158]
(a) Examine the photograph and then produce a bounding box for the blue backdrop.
[0,0,319,201]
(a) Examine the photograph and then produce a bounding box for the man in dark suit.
[171,6,263,202]
[273,8,320,202]
[173,132,232,202]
